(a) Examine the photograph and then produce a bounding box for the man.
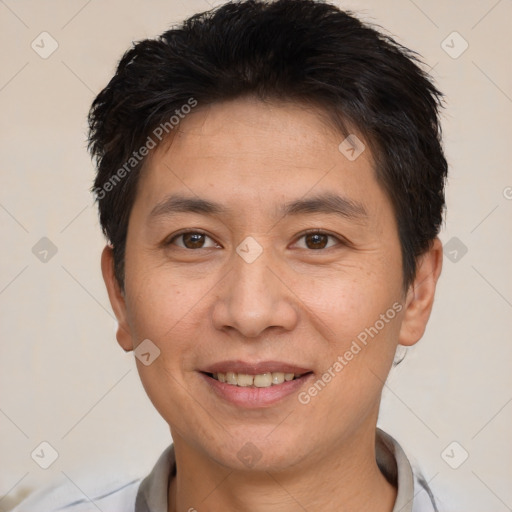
[13,0,446,510]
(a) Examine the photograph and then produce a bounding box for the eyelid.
[164,228,350,250]
[292,228,349,249]
[165,229,221,248]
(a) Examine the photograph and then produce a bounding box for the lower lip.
[200,372,314,408]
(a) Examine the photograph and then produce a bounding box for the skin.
[102,96,443,512]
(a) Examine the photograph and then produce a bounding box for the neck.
[168,424,397,512]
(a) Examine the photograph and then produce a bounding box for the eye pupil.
[174,232,334,251]
[305,233,328,249]
[183,233,205,249]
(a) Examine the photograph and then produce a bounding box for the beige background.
[1,0,511,510]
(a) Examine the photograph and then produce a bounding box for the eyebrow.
[148,192,367,223]
[279,193,367,222]
[149,194,232,219]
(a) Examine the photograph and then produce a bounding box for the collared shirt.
[12,429,439,512]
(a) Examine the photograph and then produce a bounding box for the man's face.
[110,97,411,470]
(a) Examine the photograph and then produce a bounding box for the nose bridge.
[212,239,298,337]
[234,254,268,302]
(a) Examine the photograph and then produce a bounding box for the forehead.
[134,97,390,223]
[154,97,368,169]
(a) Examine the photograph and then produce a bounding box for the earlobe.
[398,238,443,347]
[100,245,134,352]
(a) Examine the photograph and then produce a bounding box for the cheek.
[122,267,214,428]
[295,286,404,435]
[292,265,401,342]
[124,257,202,340]
[123,260,224,383]
[291,263,404,414]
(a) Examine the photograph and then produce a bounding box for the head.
[89,0,446,472]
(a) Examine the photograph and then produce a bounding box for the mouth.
[198,361,314,407]
[205,371,310,388]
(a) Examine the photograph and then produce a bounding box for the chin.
[208,432,309,473]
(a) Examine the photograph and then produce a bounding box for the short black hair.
[88,0,447,291]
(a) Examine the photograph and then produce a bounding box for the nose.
[211,246,299,338]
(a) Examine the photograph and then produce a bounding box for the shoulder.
[10,475,142,512]
[412,471,440,512]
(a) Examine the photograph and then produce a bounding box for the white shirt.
[11,429,439,511]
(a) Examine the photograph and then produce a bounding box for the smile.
[209,371,304,387]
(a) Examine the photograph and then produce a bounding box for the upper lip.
[200,360,313,376]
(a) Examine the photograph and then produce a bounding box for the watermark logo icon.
[206,0,227,6]
[237,442,262,468]
[134,339,161,366]
[31,32,59,59]
[32,237,58,263]
[441,441,469,469]
[441,31,468,59]
[236,236,263,264]
[443,236,468,263]
[31,441,59,469]
[338,134,365,161]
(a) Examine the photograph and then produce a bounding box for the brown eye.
[305,233,329,249]
[182,233,206,249]
[168,231,219,249]
[294,231,340,250]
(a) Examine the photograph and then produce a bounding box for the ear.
[398,237,443,346]
[101,245,134,352]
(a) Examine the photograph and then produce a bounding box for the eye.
[294,230,342,250]
[167,231,220,249]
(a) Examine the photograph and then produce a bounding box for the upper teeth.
[214,372,297,387]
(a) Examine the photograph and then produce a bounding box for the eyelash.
[165,228,346,251]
